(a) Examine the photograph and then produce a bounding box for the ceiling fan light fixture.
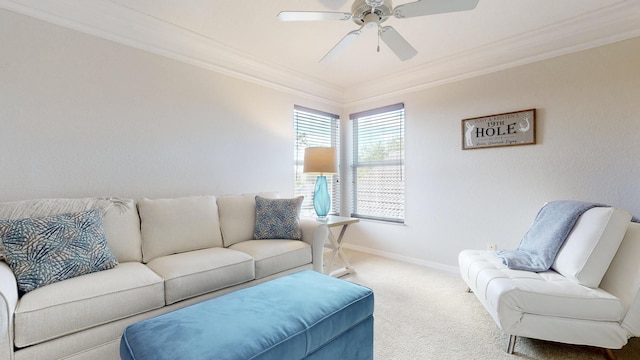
[352,0,392,25]
[365,0,385,8]
[363,13,381,29]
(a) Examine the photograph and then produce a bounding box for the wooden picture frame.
[462,109,536,150]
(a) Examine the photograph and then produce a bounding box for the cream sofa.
[0,193,328,360]
[459,206,640,355]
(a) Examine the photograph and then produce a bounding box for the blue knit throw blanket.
[496,200,603,272]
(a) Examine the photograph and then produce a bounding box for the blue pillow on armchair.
[0,209,118,293]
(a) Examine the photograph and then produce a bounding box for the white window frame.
[350,103,405,223]
[293,105,340,217]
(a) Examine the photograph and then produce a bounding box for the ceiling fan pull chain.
[377,26,381,52]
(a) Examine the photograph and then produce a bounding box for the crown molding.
[0,0,345,105]
[342,1,640,105]
[2,0,638,106]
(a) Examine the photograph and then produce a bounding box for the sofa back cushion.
[217,193,278,247]
[0,197,142,262]
[552,207,631,288]
[138,196,223,263]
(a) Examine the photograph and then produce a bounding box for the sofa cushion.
[13,262,164,348]
[0,197,142,262]
[253,196,303,240]
[229,240,311,279]
[101,198,144,262]
[0,209,119,293]
[216,193,278,247]
[552,207,631,288]
[146,247,254,304]
[138,196,223,263]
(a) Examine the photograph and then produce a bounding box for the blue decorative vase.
[313,175,331,220]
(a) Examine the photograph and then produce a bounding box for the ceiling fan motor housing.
[352,0,393,26]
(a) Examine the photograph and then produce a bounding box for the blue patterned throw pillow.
[0,209,118,293]
[253,196,303,240]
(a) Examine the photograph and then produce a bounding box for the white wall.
[2,9,639,270]
[0,10,339,201]
[344,36,640,269]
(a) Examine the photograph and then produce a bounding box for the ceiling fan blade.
[320,29,362,63]
[379,26,417,61]
[277,11,352,21]
[393,0,479,19]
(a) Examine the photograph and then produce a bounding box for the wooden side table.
[322,215,359,277]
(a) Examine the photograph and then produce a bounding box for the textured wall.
[0,10,337,201]
[1,9,638,269]
[344,37,640,268]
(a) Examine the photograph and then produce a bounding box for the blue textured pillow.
[253,196,303,240]
[0,209,118,293]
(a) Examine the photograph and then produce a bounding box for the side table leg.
[336,225,354,270]
[328,224,355,277]
[324,230,339,274]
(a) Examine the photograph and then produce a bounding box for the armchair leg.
[604,348,616,360]
[506,335,517,354]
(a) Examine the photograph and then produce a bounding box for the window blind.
[351,103,405,223]
[293,105,340,216]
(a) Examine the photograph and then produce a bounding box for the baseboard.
[342,244,460,274]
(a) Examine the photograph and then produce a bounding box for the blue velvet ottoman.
[120,270,374,360]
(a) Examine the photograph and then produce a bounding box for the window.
[351,103,405,223]
[293,105,340,216]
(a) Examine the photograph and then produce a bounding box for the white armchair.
[458,206,640,357]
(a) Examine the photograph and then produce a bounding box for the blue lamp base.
[313,175,331,220]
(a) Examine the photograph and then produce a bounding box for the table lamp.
[303,147,337,220]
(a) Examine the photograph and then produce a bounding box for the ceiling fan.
[278,0,479,62]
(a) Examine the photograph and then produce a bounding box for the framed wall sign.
[462,109,536,150]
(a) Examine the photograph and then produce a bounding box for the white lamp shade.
[303,147,337,174]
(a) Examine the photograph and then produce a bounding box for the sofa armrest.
[300,219,328,273]
[0,261,17,360]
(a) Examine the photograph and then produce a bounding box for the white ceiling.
[2,0,640,104]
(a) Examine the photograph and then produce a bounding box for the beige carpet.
[336,250,640,360]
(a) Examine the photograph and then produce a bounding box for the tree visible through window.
[293,105,340,216]
[351,103,405,223]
